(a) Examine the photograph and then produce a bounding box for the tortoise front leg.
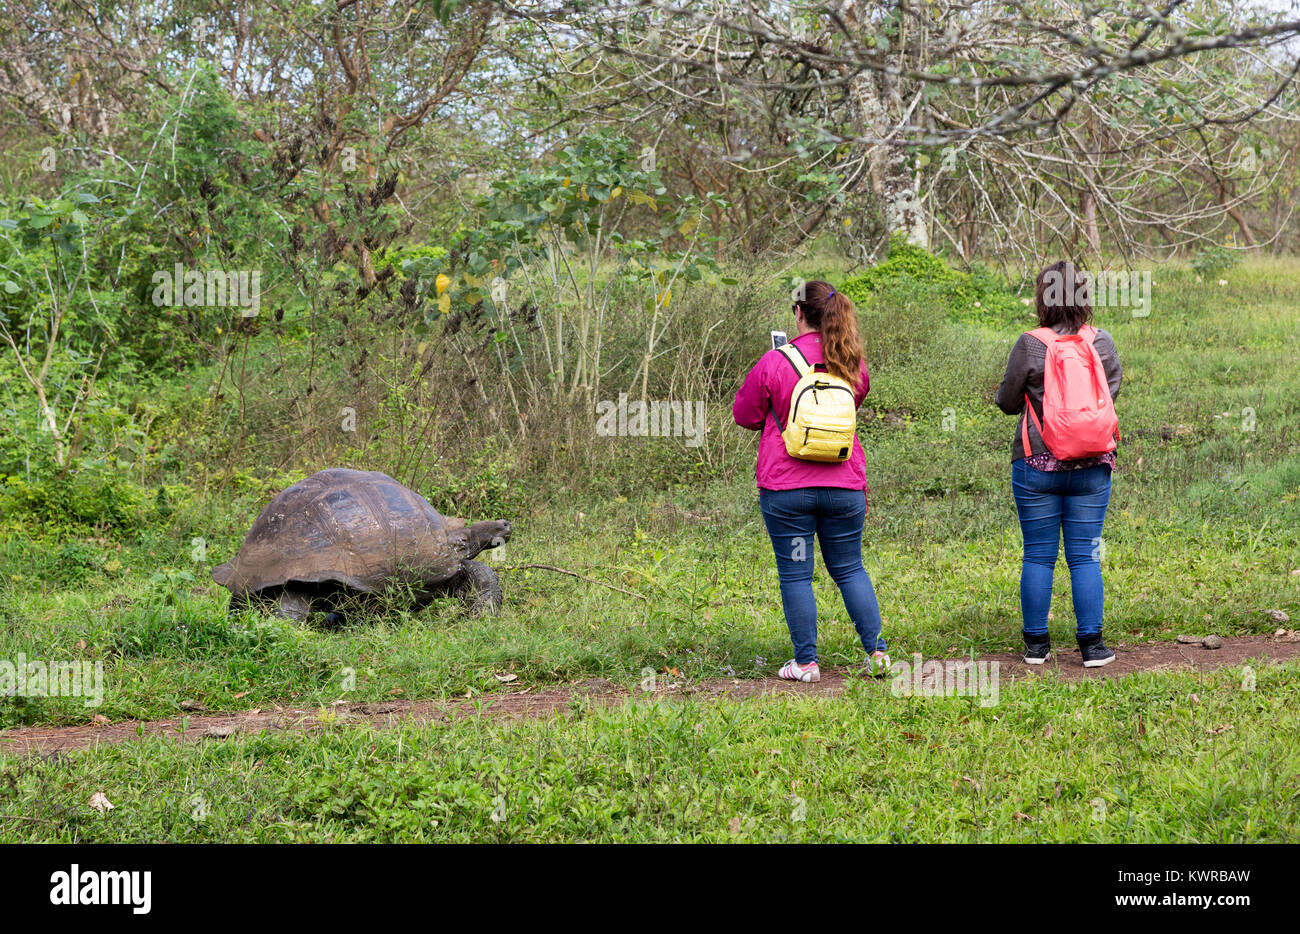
[453,560,503,615]
[275,588,314,622]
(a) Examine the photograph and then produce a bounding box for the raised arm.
[732,354,771,430]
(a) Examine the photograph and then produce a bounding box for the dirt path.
[3,634,1297,757]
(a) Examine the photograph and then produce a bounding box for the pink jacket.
[732,331,870,491]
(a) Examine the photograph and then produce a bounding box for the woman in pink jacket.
[732,280,888,683]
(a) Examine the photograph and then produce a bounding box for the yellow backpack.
[775,343,858,462]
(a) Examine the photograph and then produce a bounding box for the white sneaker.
[778,659,821,683]
[867,651,893,677]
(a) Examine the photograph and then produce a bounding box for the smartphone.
[770,330,788,350]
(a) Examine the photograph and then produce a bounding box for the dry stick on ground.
[497,564,647,600]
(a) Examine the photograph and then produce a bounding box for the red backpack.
[1022,325,1119,460]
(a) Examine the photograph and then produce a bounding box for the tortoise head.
[453,519,512,560]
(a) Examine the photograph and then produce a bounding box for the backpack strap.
[1022,392,1043,456]
[772,343,819,432]
[1030,324,1102,344]
[1019,329,1058,456]
[777,342,813,378]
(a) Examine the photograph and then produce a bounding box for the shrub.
[375,243,449,280]
[840,236,972,302]
[842,237,1025,327]
[1190,245,1242,280]
[0,464,145,533]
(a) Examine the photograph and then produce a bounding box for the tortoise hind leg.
[275,588,314,622]
[453,560,503,615]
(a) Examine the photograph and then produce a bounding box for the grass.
[1,255,1298,841]
[2,659,1296,842]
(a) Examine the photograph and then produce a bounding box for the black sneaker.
[1078,635,1115,668]
[1023,636,1051,665]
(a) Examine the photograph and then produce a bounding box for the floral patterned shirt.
[1023,451,1116,472]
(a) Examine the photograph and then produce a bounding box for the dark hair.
[1034,261,1093,332]
[795,280,863,390]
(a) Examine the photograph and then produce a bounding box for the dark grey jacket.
[995,326,1122,460]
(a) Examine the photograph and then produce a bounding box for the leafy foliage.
[841,236,1026,326]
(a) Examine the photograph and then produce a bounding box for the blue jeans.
[1011,461,1112,639]
[758,487,885,664]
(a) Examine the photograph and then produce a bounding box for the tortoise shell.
[212,468,467,596]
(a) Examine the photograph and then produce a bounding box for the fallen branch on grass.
[497,564,647,601]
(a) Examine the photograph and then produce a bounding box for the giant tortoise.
[212,468,512,621]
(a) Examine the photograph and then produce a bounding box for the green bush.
[840,236,971,301]
[841,237,1024,327]
[375,243,449,280]
[1190,245,1242,280]
[0,464,146,533]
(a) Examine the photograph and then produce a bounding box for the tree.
[501,0,1300,259]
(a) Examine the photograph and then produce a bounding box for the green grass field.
[3,662,1296,842]
[2,258,1298,842]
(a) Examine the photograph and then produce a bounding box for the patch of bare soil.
[3,634,1297,757]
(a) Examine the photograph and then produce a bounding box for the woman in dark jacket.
[996,261,1122,667]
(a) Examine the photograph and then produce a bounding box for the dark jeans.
[758,486,885,664]
[1011,460,1112,639]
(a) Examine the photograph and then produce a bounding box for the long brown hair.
[1034,261,1093,332]
[796,280,863,390]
